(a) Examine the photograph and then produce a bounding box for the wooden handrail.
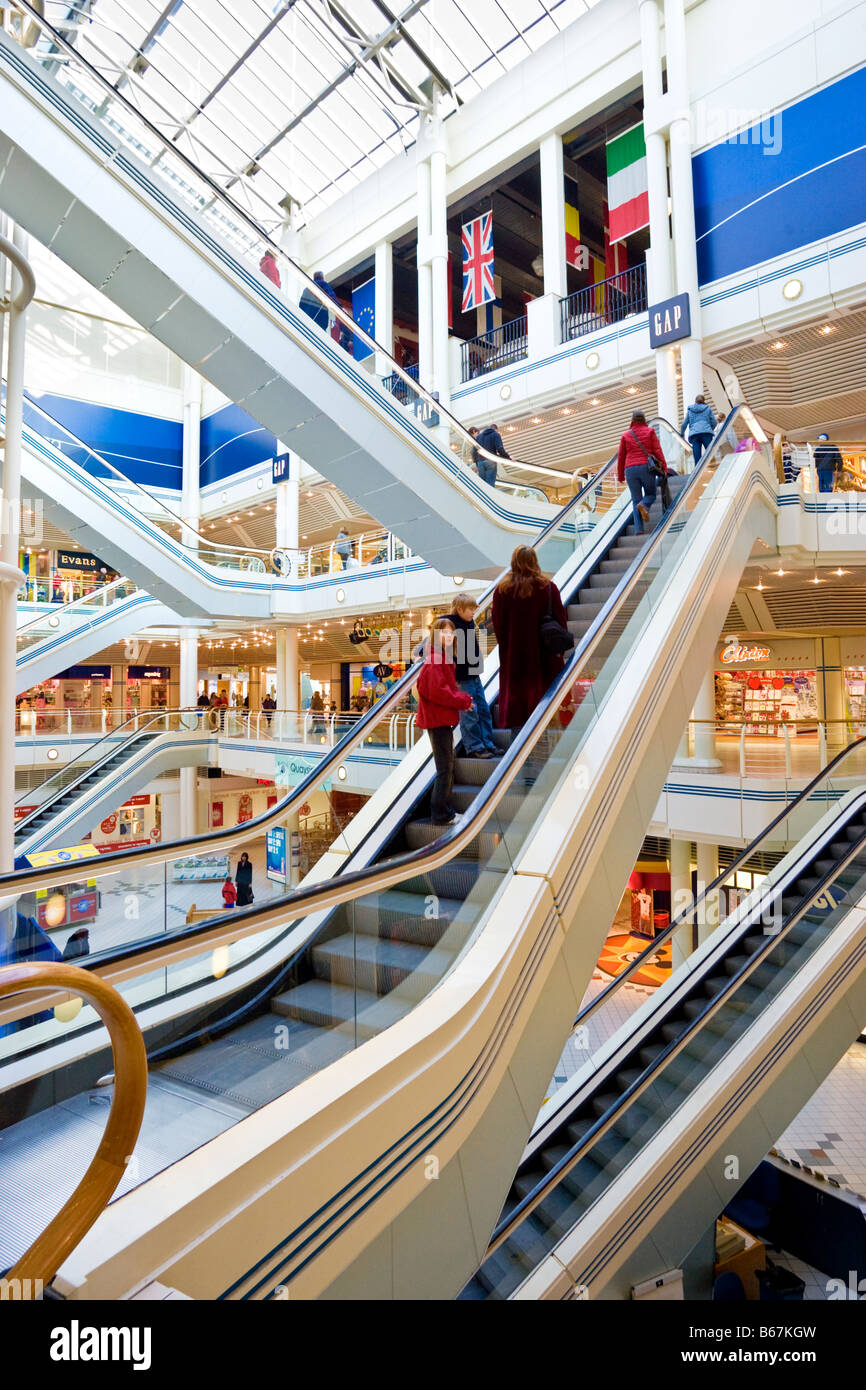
[0,962,147,1287]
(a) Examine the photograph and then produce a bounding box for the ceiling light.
[452,576,464,586]
[756,581,764,591]
[561,407,572,416]
[590,398,601,406]
[770,340,786,351]
[836,568,845,576]
[811,575,820,585]
[506,426,516,432]
[782,278,803,300]
[820,324,836,336]
[626,386,638,395]
[531,416,542,424]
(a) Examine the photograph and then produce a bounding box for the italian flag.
[606,123,649,244]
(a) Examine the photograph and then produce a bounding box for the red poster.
[267,795,278,809]
[100,814,118,835]
[237,793,253,824]
[211,801,224,828]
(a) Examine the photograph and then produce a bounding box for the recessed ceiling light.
[836,568,845,576]
[820,324,836,336]
[506,425,516,432]
[776,568,785,576]
[756,581,764,591]
[590,398,601,406]
[561,407,572,416]
[626,386,638,395]
[770,340,786,351]
[531,416,542,424]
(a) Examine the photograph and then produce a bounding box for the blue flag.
[352,277,375,361]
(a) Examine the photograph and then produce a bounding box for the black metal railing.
[382,362,419,403]
[560,264,648,343]
[460,316,528,382]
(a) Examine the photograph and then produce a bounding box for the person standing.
[335,529,353,566]
[814,433,844,493]
[492,547,568,734]
[259,249,281,289]
[235,851,254,906]
[681,394,717,465]
[221,876,237,909]
[417,618,473,826]
[617,411,667,535]
[475,423,510,488]
[446,592,499,759]
[261,691,276,730]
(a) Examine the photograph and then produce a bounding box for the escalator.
[0,6,565,577]
[0,410,780,1299]
[16,576,175,694]
[462,751,866,1300]
[13,710,214,859]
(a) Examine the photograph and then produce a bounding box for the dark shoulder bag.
[539,583,575,655]
[630,428,666,479]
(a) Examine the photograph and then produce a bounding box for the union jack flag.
[461,211,495,313]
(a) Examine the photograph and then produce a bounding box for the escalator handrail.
[0,436,633,894]
[13,709,199,831]
[485,789,866,1265]
[13,390,273,561]
[4,409,734,997]
[6,3,602,492]
[0,961,147,1285]
[575,733,866,1029]
[16,576,141,639]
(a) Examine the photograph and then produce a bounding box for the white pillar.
[539,132,568,301]
[692,669,721,766]
[416,148,434,394]
[1,225,29,572]
[429,127,451,411]
[696,841,720,943]
[669,835,692,968]
[664,0,704,409]
[179,629,199,839]
[181,365,202,545]
[276,626,299,722]
[275,443,299,574]
[374,239,394,378]
[0,564,24,904]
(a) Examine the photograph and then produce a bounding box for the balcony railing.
[460,316,528,383]
[382,362,419,403]
[560,264,648,343]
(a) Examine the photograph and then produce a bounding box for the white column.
[1,225,29,571]
[640,1,680,454]
[696,841,720,943]
[179,629,199,839]
[429,125,451,411]
[539,132,568,301]
[0,564,24,907]
[374,240,394,378]
[275,443,299,576]
[664,0,704,409]
[669,835,692,968]
[181,365,202,546]
[276,626,299,724]
[416,148,434,394]
[692,669,721,766]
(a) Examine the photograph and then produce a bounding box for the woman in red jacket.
[492,546,568,732]
[417,618,473,826]
[616,410,667,535]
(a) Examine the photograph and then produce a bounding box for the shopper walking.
[262,692,276,729]
[235,851,254,906]
[259,249,281,289]
[681,394,717,465]
[492,546,568,733]
[416,618,473,826]
[475,423,510,488]
[814,433,844,493]
[617,411,667,535]
[446,592,499,758]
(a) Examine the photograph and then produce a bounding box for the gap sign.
[648,293,691,349]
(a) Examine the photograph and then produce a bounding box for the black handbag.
[540,584,575,655]
[630,428,666,479]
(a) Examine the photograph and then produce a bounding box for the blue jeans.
[818,468,835,493]
[690,432,713,465]
[457,676,497,754]
[626,465,657,534]
[477,458,497,487]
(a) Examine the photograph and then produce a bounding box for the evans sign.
[648,293,691,349]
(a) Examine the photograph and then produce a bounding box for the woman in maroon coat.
[492,546,568,731]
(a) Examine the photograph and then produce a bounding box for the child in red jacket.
[417,618,473,826]
[221,877,237,909]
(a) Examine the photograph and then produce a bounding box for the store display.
[715,668,817,735]
[172,854,231,883]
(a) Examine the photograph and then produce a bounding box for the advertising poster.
[266,826,287,884]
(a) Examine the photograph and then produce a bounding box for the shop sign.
[55,550,104,572]
[24,844,100,869]
[648,293,691,349]
[122,796,150,808]
[266,826,287,883]
[14,805,37,821]
[720,638,771,666]
[57,665,111,681]
[273,452,291,484]
[275,754,315,783]
[127,666,170,680]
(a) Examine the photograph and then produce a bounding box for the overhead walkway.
[0,411,779,1299]
[461,751,866,1299]
[13,711,215,860]
[0,12,565,577]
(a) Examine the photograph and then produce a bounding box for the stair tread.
[270,979,414,1029]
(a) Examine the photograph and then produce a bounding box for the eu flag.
[352,278,375,361]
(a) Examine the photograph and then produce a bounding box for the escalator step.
[399,859,488,900]
[599,559,631,575]
[311,932,453,999]
[353,890,464,947]
[270,979,413,1038]
[454,756,501,787]
[404,821,501,860]
[722,954,751,977]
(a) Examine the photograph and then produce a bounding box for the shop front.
[715,638,819,741]
[51,548,117,603]
[126,665,171,714]
[91,794,162,852]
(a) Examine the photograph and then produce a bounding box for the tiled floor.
[771,1250,837,1301]
[775,1041,866,1196]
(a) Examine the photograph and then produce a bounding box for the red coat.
[416,653,473,729]
[222,880,237,907]
[492,579,567,729]
[617,423,667,482]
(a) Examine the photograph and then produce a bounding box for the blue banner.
[352,278,375,362]
[266,826,286,884]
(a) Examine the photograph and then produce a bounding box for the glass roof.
[39,0,603,231]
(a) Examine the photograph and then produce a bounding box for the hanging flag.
[591,255,607,316]
[603,200,629,281]
[606,123,649,244]
[352,277,375,362]
[462,211,495,313]
[565,203,582,268]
